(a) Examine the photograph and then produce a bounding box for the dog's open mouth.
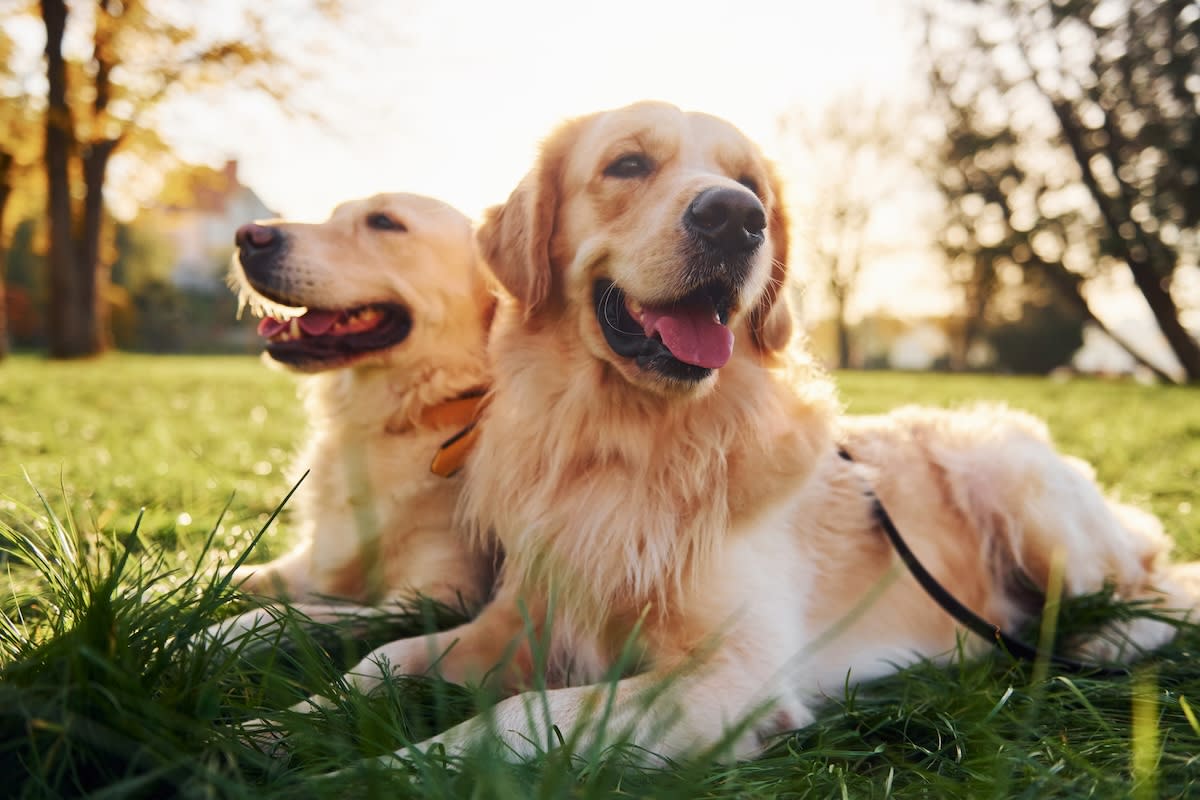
[594,279,734,382]
[256,303,412,369]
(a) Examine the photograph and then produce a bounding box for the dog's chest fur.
[465,330,839,669]
[291,366,482,603]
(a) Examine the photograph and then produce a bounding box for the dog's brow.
[604,129,670,160]
[714,149,761,186]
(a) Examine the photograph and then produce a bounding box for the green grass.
[0,354,306,570]
[2,354,1199,798]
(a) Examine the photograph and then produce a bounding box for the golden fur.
[275,105,1199,763]
[209,194,495,641]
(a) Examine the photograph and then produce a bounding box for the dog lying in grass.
[257,105,1200,765]
[208,193,496,642]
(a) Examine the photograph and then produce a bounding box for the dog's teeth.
[360,308,379,322]
[628,299,643,316]
[290,318,300,337]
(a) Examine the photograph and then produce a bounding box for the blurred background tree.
[922,0,1200,383]
[0,22,43,361]
[780,96,922,368]
[0,0,1192,378]
[15,0,345,359]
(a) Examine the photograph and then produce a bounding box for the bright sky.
[188,0,920,222]
[150,0,946,318]
[12,0,1181,353]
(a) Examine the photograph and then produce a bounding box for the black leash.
[838,448,1127,676]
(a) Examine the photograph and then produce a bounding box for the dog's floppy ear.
[477,174,554,314]
[476,120,580,316]
[748,162,794,354]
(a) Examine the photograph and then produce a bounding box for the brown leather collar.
[425,388,490,477]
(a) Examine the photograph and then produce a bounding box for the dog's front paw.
[200,607,287,648]
[408,730,467,761]
[227,563,265,592]
[239,715,293,759]
[1073,615,1178,664]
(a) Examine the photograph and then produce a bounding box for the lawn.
[1,354,1199,798]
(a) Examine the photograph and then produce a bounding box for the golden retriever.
[208,193,496,642]
[274,104,1199,763]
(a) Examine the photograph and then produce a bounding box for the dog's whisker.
[766,260,788,289]
[600,283,646,338]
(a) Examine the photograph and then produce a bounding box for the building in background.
[97,159,277,353]
[154,160,274,292]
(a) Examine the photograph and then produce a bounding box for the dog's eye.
[737,175,760,196]
[603,153,653,179]
[366,213,407,232]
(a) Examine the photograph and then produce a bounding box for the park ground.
[1,355,1198,798]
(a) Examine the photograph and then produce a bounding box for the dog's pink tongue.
[257,311,340,338]
[257,317,288,337]
[298,310,339,335]
[640,305,734,369]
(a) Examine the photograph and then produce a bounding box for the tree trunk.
[42,0,98,358]
[949,260,992,372]
[1036,258,1177,383]
[1049,100,1200,383]
[947,317,968,371]
[1122,258,1200,382]
[0,152,11,361]
[833,293,851,369]
[80,141,117,352]
[77,0,122,352]
[958,317,980,371]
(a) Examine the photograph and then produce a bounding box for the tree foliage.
[987,296,1086,373]
[0,20,43,360]
[923,0,1200,382]
[4,0,347,358]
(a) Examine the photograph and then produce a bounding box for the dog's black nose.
[684,187,766,255]
[236,223,281,254]
[235,222,286,286]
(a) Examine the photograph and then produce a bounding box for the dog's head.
[477,101,792,395]
[232,193,493,373]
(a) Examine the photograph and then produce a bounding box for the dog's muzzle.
[680,186,766,289]
[235,223,295,304]
[684,186,766,255]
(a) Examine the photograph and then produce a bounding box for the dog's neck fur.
[464,302,838,657]
[301,348,490,439]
